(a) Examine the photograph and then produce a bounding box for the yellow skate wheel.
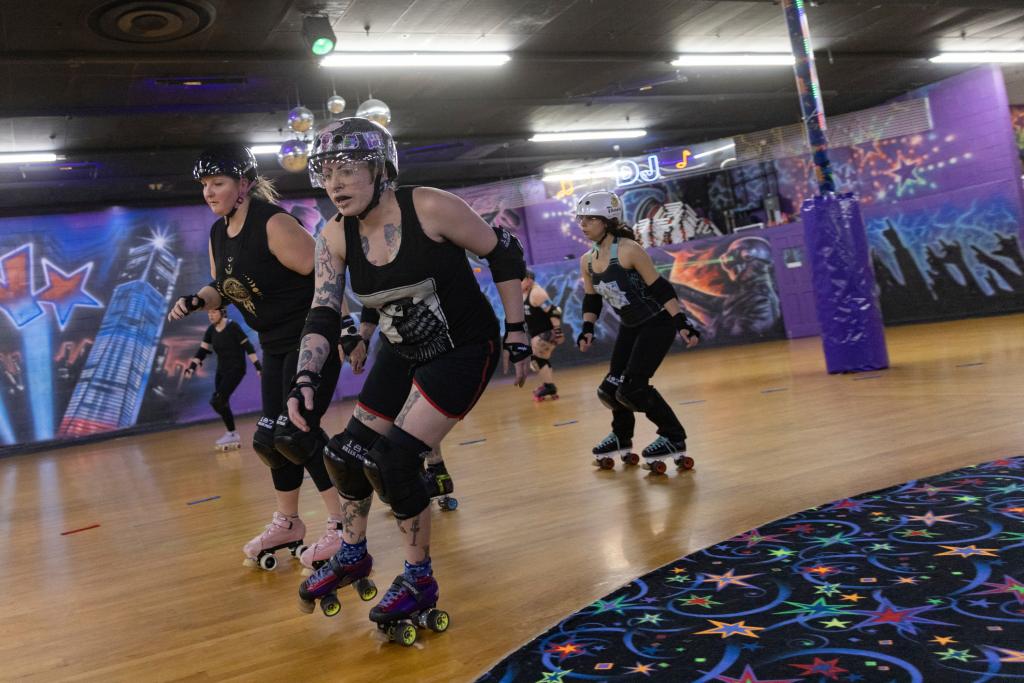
[320,594,341,617]
[356,578,377,601]
[428,609,450,633]
[397,623,417,646]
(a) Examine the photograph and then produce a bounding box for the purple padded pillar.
[802,194,889,373]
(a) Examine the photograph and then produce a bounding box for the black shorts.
[358,338,500,420]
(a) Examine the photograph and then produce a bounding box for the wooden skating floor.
[2,314,1022,682]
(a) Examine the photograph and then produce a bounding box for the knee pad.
[324,418,378,501]
[362,426,431,520]
[272,413,328,466]
[616,378,659,413]
[531,355,551,369]
[209,392,228,412]
[598,375,628,411]
[253,416,291,470]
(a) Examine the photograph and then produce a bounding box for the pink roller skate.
[532,383,559,402]
[298,552,377,617]
[370,574,449,646]
[242,512,306,571]
[299,516,344,576]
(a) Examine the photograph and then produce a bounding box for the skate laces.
[260,513,291,538]
[311,520,343,552]
[597,433,619,450]
[380,576,420,608]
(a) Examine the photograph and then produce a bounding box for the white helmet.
[576,190,623,222]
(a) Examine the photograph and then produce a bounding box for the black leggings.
[602,312,685,442]
[211,367,245,432]
[259,347,341,492]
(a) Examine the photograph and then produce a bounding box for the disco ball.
[277,139,309,173]
[326,95,346,115]
[355,98,391,128]
[287,106,315,134]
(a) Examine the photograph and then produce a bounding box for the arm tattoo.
[297,334,329,375]
[353,405,379,423]
[312,234,345,309]
[394,390,422,428]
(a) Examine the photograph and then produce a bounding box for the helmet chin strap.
[225,183,247,225]
[357,170,385,221]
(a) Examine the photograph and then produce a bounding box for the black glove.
[339,315,363,355]
[177,294,205,314]
[288,369,321,403]
[576,321,595,348]
[503,321,531,364]
[672,314,701,340]
[253,359,263,373]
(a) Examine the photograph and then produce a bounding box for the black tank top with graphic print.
[524,294,554,337]
[587,237,663,328]
[343,186,499,363]
[209,199,312,354]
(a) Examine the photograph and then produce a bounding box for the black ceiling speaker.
[88,0,215,43]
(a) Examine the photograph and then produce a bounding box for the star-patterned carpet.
[477,456,1024,682]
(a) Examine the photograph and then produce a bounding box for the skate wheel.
[596,456,614,470]
[427,609,450,633]
[298,598,315,614]
[396,622,417,646]
[439,496,459,511]
[259,553,277,571]
[321,594,341,617]
[243,557,256,568]
[551,395,559,401]
[675,456,695,470]
[292,544,307,559]
[622,452,639,466]
[356,578,378,601]
[647,460,667,475]
[301,567,313,577]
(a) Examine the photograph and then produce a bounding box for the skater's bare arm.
[289,227,345,430]
[267,213,315,276]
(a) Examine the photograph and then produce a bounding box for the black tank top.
[524,291,554,337]
[203,320,248,372]
[588,237,663,327]
[343,187,499,363]
[210,199,312,354]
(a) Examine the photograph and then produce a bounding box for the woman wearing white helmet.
[290,117,531,641]
[575,190,701,474]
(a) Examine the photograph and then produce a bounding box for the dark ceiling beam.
[0,49,946,67]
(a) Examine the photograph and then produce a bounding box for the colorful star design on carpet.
[803,564,839,577]
[624,662,656,676]
[935,648,975,662]
[788,657,848,680]
[767,548,795,559]
[776,597,855,618]
[930,635,957,645]
[677,594,722,609]
[826,498,875,513]
[714,664,801,683]
[840,592,865,602]
[783,524,815,534]
[899,529,938,539]
[820,618,850,628]
[633,613,665,626]
[545,642,585,660]
[987,647,1024,663]
[735,529,788,547]
[1002,506,1024,514]
[855,597,953,635]
[935,545,999,558]
[904,510,961,527]
[905,484,964,497]
[696,620,765,639]
[969,575,1024,604]
[698,568,761,592]
[866,542,895,551]
[808,532,858,548]
[536,669,572,682]
[815,583,842,596]
[589,595,634,615]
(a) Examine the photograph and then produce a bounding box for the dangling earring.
[235,194,244,206]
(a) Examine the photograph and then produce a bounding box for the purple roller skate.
[370,574,450,646]
[297,552,377,617]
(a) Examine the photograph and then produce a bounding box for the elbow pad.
[360,307,380,327]
[542,301,563,319]
[582,293,603,318]
[646,276,677,306]
[195,347,210,362]
[241,339,256,355]
[301,306,341,344]
[484,227,526,283]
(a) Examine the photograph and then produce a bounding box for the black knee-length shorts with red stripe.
[357,337,501,420]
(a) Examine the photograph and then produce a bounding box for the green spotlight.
[303,16,336,56]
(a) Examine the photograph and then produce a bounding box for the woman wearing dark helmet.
[291,117,530,640]
[167,145,356,572]
[575,190,702,475]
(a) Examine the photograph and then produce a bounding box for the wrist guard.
[673,314,701,339]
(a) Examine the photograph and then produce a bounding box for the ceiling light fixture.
[249,145,282,155]
[929,52,1024,64]
[320,52,511,68]
[303,16,336,56]
[529,129,647,143]
[672,54,795,67]
[0,152,59,164]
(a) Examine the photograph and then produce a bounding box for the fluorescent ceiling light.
[930,52,1024,64]
[530,129,647,143]
[541,167,619,183]
[0,152,58,164]
[672,54,795,67]
[250,145,281,155]
[321,52,510,68]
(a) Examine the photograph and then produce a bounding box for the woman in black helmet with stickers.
[575,190,701,474]
[167,146,357,572]
[290,117,530,644]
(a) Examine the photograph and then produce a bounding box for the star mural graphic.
[697,568,761,592]
[855,596,953,635]
[696,620,765,639]
[969,575,1024,604]
[935,545,999,558]
[987,647,1024,663]
[903,510,961,527]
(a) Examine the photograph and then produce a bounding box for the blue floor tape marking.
[187,495,221,506]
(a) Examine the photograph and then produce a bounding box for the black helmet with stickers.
[192,145,258,182]
[308,117,398,219]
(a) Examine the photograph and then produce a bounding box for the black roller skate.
[370,574,449,646]
[298,552,377,617]
[641,436,693,475]
[532,383,559,402]
[592,432,638,470]
[424,462,458,512]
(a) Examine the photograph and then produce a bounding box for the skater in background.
[575,190,701,474]
[522,269,565,402]
[290,117,530,642]
[183,305,262,451]
[168,145,348,572]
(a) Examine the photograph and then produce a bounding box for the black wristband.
[672,314,701,339]
[187,360,198,372]
[253,360,263,372]
[504,320,526,333]
[292,369,321,389]
[582,321,595,336]
[180,294,205,313]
